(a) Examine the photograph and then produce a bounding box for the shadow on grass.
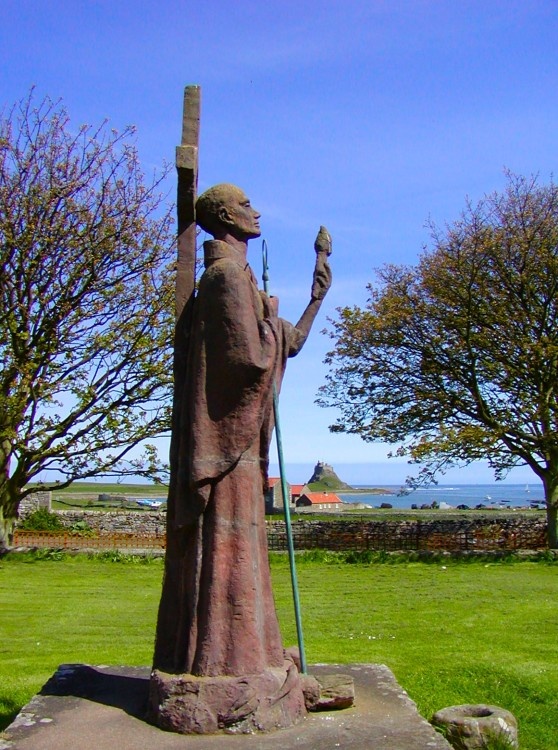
[0,699,22,732]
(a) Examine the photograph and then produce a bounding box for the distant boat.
[485,494,492,500]
[525,484,530,493]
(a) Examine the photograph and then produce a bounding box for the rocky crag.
[307,461,353,491]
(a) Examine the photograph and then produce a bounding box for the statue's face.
[221,189,261,240]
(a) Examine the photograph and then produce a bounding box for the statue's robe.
[153,239,296,677]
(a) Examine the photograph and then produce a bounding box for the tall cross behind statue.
[164,86,200,540]
[170,86,200,473]
[175,85,200,321]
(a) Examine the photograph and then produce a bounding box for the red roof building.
[265,477,294,514]
[296,492,344,511]
[290,484,306,500]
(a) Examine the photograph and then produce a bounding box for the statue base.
[147,659,307,734]
[4,663,452,749]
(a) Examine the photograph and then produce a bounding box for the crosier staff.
[262,226,332,675]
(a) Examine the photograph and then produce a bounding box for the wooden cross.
[175,85,200,320]
[168,85,200,512]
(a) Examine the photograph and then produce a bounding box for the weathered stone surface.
[16,511,547,554]
[148,659,306,734]
[313,673,355,710]
[284,645,301,671]
[299,674,321,710]
[282,652,355,713]
[266,516,548,553]
[3,663,453,749]
[18,490,51,515]
[432,704,518,749]
[17,508,167,535]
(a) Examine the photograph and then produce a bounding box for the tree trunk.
[0,500,16,551]
[546,503,558,550]
[543,475,558,550]
[0,444,17,551]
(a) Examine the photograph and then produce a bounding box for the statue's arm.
[288,227,332,357]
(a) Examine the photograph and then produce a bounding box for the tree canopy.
[319,173,558,547]
[0,91,175,546]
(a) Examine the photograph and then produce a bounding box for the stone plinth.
[3,663,452,750]
[148,659,306,734]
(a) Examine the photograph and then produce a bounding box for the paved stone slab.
[1,663,451,750]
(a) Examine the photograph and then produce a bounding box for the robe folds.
[153,239,296,677]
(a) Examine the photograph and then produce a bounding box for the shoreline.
[337,487,396,495]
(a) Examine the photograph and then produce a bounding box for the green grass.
[307,480,353,491]
[286,555,557,750]
[0,553,556,749]
[289,508,546,522]
[39,481,169,510]
[51,497,166,511]
[32,481,169,496]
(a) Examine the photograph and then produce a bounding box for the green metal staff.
[262,239,307,674]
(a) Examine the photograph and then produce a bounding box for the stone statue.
[149,183,332,733]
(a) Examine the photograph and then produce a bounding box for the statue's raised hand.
[315,225,332,256]
[312,225,332,301]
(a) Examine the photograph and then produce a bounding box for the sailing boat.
[525,484,530,494]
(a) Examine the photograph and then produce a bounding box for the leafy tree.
[320,173,558,548]
[0,91,174,548]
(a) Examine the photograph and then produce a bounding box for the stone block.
[432,704,518,749]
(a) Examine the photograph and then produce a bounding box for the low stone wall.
[52,509,167,537]
[267,516,547,552]
[15,509,547,551]
[19,491,52,515]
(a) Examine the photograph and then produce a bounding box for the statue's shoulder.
[200,241,255,295]
[205,254,253,282]
[202,257,245,284]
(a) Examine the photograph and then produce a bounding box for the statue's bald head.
[196,184,261,241]
[196,184,245,236]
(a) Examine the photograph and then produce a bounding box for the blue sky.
[2,1,556,485]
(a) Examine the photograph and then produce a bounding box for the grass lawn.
[0,552,556,749]
[36,482,169,496]
[45,481,168,510]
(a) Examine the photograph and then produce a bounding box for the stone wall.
[19,491,52,515]
[267,516,547,552]
[16,509,547,551]
[51,509,167,536]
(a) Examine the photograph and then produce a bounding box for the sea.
[337,484,545,510]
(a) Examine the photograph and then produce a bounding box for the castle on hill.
[307,461,353,490]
